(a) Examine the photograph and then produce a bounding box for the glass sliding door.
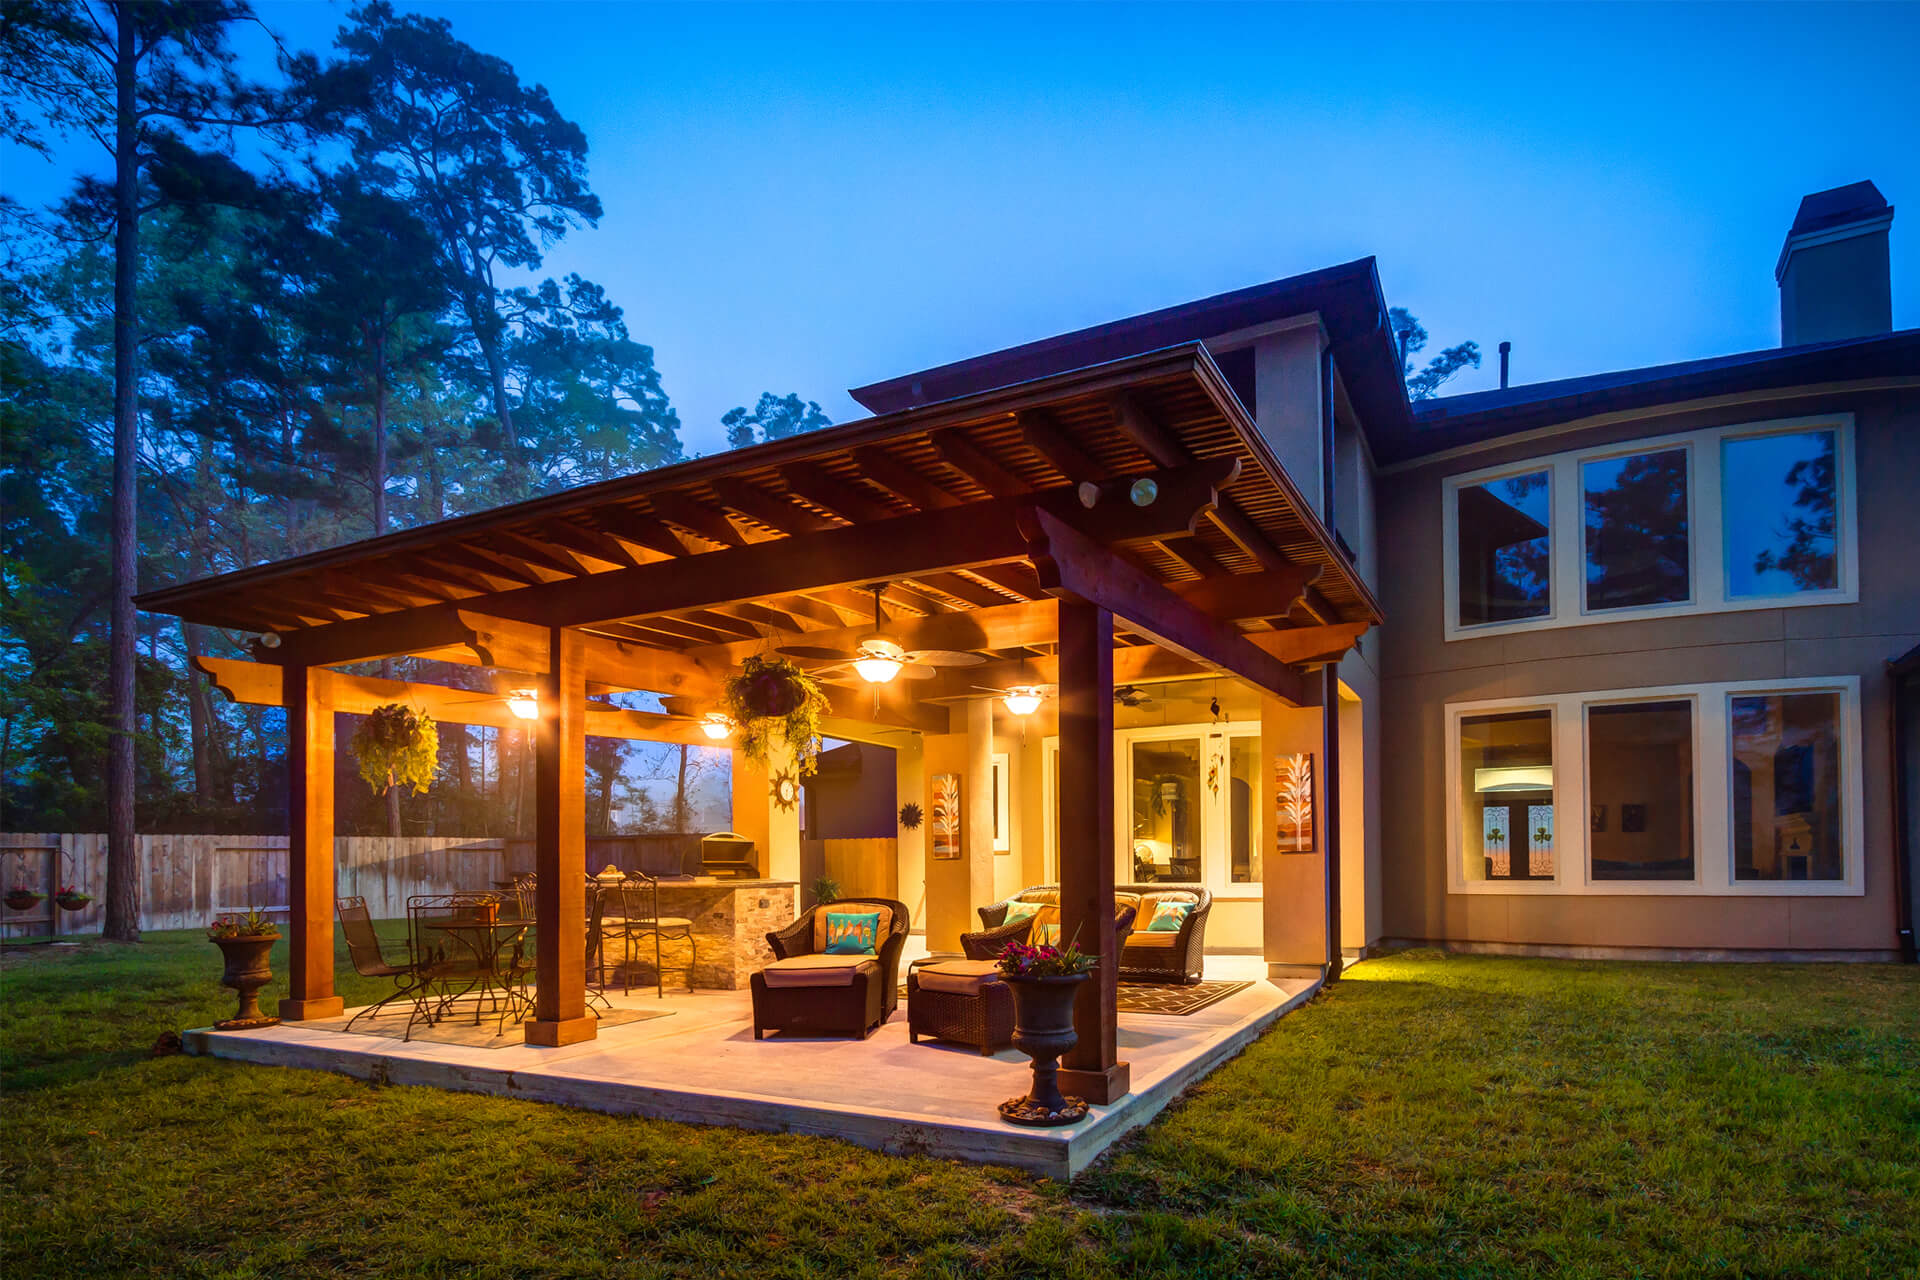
[1122,727,1262,891]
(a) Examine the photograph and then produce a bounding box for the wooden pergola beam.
[1021,507,1308,705]
[850,444,963,510]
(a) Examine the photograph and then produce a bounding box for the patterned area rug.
[899,977,1253,1017]
[297,1004,670,1049]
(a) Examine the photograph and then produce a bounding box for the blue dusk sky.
[5,1,1915,458]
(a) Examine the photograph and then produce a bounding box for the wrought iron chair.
[600,872,696,997]
[406,892,530,1034]
[336,896,427,1033]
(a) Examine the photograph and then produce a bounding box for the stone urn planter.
[997,972,1091,1126]
[208,924,281,1030]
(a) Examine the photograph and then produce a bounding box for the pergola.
[138,343,1380,1104]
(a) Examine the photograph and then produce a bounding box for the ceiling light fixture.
[700,712,734,740]
[1002,686,1045,717]
[506,689,540,720]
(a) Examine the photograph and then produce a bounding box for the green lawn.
[3,934,1915,1279]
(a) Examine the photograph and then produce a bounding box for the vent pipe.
[1498,341,1511,389]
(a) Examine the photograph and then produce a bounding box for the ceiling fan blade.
[898,664,939,681]
[904,649,988,667]
[775,645,854,661]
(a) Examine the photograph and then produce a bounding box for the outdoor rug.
[898,978,1253,1017]
[297,1004,671,1049]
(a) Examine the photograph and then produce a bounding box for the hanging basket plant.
[350,703,440,796]
[724,655,828,775]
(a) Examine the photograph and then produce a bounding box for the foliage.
[810,875,841,907]
[5,887,46,905]
[1583,449,1690,608]
[1753,445,1838,589]
[724,655,828,776]
[996,931,1098,979]
[205,908,278,939]
[348,703,439,796]
[1390,306,1482,399]
[722,392,830,450]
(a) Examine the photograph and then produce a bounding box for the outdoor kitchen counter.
[598,878,797,991]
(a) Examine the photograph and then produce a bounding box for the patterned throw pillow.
[1146,900,1194,932]
[823,910,880,955]
[1003,900,1042,926]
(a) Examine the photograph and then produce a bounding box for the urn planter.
[211,935,281,1030]
[998,972,1091,1126]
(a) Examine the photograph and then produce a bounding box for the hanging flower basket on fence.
[724,656,828,775]
[351,703,440,795]
[54,886,92,912]
[5,887,45,912]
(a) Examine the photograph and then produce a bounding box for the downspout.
[1890,649,1919,963]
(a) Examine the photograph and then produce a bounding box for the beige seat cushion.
[1021,889,1060,907]
[915,959,1004,996]
[1126,931,1179,949]
[761,953,880,988]
[1114,892,1141,915]
[1143,890,1200,907]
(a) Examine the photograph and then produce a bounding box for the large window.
[1731,691,1844,881]
[1443,417,1854,640]
[1583,448,1690,610]
[1456,470,1551,626]
[1457,709,1555,884]
[1586,700,1695,881]
[1447,678,1860,896]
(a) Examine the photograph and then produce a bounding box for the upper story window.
[1442,415,1856,641]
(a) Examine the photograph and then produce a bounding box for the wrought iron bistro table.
[422,913,534,1032]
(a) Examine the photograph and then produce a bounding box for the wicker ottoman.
[907,958,1014,1055]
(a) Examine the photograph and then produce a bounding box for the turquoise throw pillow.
[1003,900,1042,925]
[823,910,880,955]
[1146,900,1193,932]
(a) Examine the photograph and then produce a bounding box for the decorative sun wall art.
[1274,753,1315,854]
[931,773,961,860]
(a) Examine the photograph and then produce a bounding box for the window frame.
[1446,676,1863,897]
[1442,414,1856,642]
[1112,721,1266,901]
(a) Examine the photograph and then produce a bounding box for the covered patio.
[138,343,1379,1161]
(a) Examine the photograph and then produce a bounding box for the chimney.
[1498,340,1511,389]
[1775,180,1894,347]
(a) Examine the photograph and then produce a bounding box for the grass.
[3,935,1916,1279]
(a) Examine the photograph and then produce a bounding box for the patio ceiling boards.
[136,344,1381,702]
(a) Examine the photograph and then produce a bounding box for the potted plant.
[810,875,841,908]
[995,932,1099,1127]
[350,703,439,795]
[53,885,92,912]
[207,908,282,1030]
[4,886,45,912]
[724,655,828,775]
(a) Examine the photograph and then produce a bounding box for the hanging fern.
[351,704,440,796]
[724,655,829,776]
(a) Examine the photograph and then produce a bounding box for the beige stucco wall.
[1374,385,1920,956]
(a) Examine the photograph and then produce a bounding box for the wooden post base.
[1058,1061,1130,1105]
[278,996,345,1021]
[524,1016,598,1047]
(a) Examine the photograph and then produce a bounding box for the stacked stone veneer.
[601,880,797,991]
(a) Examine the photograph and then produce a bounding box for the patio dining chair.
[600,872,696,998]
[336,896,427,1033]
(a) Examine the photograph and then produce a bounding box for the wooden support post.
[1055,598,1129,1104]
[965,695,996,926]
[280,663,342,1021]
[526,628,596,1047]
[1322,666,1344,982]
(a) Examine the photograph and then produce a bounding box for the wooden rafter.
[781,459,894,523]
[647,492,743,548]
[930,428,1026,498]
[850,444,963,510]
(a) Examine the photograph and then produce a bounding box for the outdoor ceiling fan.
[1113,685,1157,709]
[777,584,986,685]
[972,681,1056,716]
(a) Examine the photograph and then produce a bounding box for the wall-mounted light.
[1473,765,1552,793]
[1001,686,1045,717]
[506,689,540,720]
[700,712,734,740]
[256,631,282,649]
[1129,477,1159,507]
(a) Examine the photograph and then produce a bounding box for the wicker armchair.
[978,884,1211,985]
[750,898,909,1040]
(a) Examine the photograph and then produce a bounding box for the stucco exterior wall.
[1374,385,1920,956]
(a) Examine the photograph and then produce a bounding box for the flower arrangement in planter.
[351,703,439,795]
[53,885,92,912]
[996,931,1101,1128]
[4,886,45,912]
[724,655,828,775]
[207,909,281,1030]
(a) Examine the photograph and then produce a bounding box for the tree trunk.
[674,742,690,833]
[103,7,141,943]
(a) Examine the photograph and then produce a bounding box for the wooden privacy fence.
[800,837,901,904]
[0,833,705,937]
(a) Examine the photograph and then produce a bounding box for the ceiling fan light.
[506,689,540,720]
[700,712,734,740]
[853,656,903,684]
[1002,686,1045,717]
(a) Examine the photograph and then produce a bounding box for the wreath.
[724,655,828,775]
[351,703,440,796]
